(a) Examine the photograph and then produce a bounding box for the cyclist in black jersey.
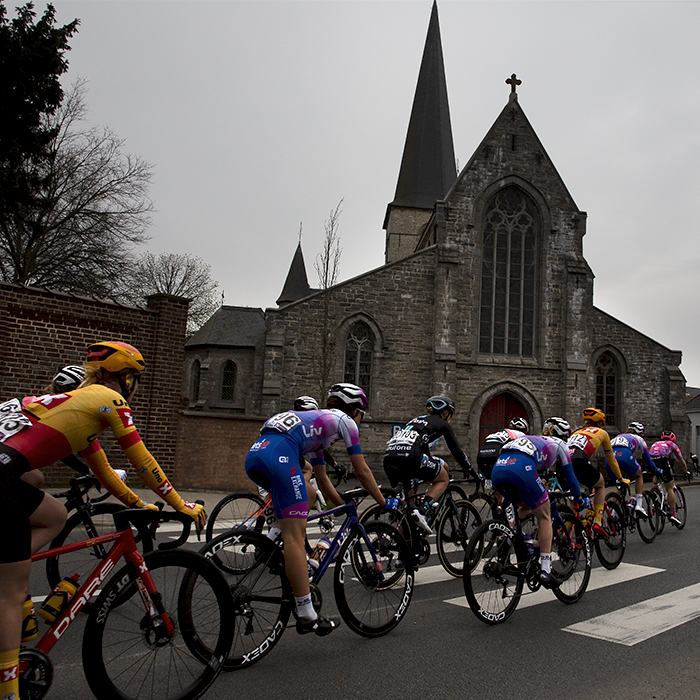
[384,395,479,530]
[476,417,529,480]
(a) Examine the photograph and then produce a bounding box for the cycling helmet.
[426,395,455,416]
[86,341,145,373]
[661,430,676,443]
[627,422,645,436]
[582,407,605,423]
[52,365,85,391]
[543,417,571,439]
[327,383,368,410]
[294,395,319,411]
[508,416,529,432]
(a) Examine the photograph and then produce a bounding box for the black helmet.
[52,365,86,392]
[426,395,455,416]
[294,395,319,411]
[508,416,529,432]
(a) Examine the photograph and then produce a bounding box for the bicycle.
[205,463,348,540]
[21,508,234,700]
[199,491,414,670]
[605,479,659,544]
[648,479,687,533]
[359,478,482,577]
[463,489,591,625]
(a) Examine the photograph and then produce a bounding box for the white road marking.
[563,582,700,645]
[442,562,664,608]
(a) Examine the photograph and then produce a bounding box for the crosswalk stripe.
[563,582,700,645]
[442,562,664,609]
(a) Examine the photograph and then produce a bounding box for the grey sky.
[53,0,700,385]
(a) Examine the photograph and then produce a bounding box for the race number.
[567,433,589,451]
[0,399,32,442]
[509,436,537,457]
[388,428,419,448]
[265,411,302,432]
[611,435,630,448]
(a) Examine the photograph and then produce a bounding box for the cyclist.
[0,341,206,700]
[476,416,529,482]
[691,453,699,476]
[610,422,663,517]
[245,382,398,636]
[383,395,480,533]
[492,431,588,588]
[566,408,630,537]
[649,431,688,526]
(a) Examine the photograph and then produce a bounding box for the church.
[183,2,687,471]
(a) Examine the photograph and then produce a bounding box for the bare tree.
[0,80,152,296]
[120,252,220,336]
[313,199,343,399]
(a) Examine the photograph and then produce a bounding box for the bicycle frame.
[28,525,171,658]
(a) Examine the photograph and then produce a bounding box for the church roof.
[276,242,315,306]
[185,305,266,349]
[389,1,456,210]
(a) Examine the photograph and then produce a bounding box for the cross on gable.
[506,73,522,94]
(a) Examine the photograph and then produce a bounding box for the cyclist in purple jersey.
[649,431,687,526]
[610,422,662,517]
[492,432,587,588]
[245,383,397,636]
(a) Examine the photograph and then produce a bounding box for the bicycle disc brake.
[19,649,53,700]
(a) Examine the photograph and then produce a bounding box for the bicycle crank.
[19,649,53,700]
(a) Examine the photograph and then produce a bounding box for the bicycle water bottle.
[22,595,38,642]
[38,574,80,624]
[309,536,332,566]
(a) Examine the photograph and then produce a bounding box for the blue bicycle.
[199,490,415,669]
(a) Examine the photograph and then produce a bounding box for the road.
[29,485,700,700]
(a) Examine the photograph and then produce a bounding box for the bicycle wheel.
[463,520,525,625]
[205,491,267,540]
[446,482,469,501]
[594,499,626,570]
[83,549,234,700]
[435,499,482,577]
[636,492,658,543]
[46,503,126,591]
[468,491,497,523]
[200,529,292,670]
[673,485,687,529]
[650,488,666,534]
[551,514,591,604]
[334,521,414,638]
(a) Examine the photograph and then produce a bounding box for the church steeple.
[383,1,456,264]
[276,242,314,306]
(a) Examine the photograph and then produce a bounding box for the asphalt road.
[28,483,700,700]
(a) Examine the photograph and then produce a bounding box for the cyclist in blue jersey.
[610,422,662,517]
[492,431,588,588]
[245,383,397,636]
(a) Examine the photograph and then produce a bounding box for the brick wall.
[0,282,188,488]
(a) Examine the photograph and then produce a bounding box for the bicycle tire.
[435,499,482,577]
[463,519,525,625]
[551,513,591,604]
[200,529,292,670]
[650,488,666,534]
[468,491,497,523]
[446,483,469,501]
[83,549,234,700]
[334,521,414,638]
[594,498,626,570]
[636,491,658,543]
[205,491,267,541]
[46,502,126,591]
[359,502,415,550]
[673,485,687,529]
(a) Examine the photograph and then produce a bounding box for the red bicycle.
[21,508,234,700]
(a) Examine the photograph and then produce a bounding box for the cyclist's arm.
[601,433,625,480]
[60,453,90,476]
[312,462,344,508]
[555,442,583,501]
[349,453,387,507]
[80,443,146,508]
[671,444,687,470]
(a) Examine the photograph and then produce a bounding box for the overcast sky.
[51,0,700,385]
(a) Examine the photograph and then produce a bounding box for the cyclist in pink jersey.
[649,431,687,526]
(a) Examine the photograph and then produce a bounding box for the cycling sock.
[540,553,552,574]
[295,594,318,622]
[0,648,20,700]
[635,494,643,507]
[670,507,677,517]
[594,503,604,526]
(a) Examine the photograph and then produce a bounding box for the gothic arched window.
[192,360,201,402]
[344,322,373,396]
[221,360,236,402]
[595,352,619,426]
[479,186,538,356]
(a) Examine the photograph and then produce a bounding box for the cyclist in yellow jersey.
[0,341,205,700]
[566,407,630,536]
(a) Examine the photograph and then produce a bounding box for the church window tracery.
[221,360,237,402]
[192,360,201,402]
[595,352,619,426]
[344,322,373,396]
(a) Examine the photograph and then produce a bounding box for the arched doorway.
[479,393,529,445]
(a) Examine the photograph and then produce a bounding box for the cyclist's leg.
[29,491,67,553]
[423,459,449,502]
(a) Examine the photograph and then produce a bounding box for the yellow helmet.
[86,341,145,374]
[582,407,605,423]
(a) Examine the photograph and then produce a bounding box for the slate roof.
[185,306,266,348]
[276,242,315,306]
